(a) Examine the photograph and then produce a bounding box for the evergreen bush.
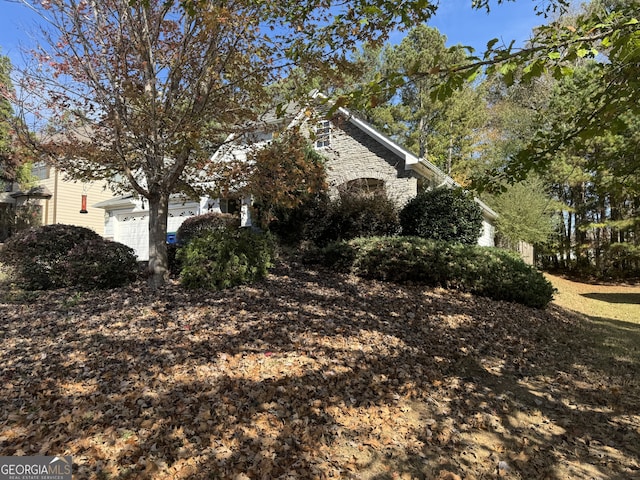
[316,236,555,308]
[64,239,138,289]
[307,188,400,246]
[0,224,138,290]
[178,228,274,290]
[400,187,483,244]
[176,212,240,246]
[1,224,102,289]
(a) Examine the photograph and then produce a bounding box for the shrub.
[0,224,138,290]
[307,188,401,246]
[176,212,240,246]
[316,236,555,308]
[178,228,274,290]
[400,187,483,244]
[0,224,103,289]
[268,192,330,246]
[64,239,138,290]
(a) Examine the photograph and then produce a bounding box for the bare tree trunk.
[147,189,169,289]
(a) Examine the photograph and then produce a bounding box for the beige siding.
[39,168,115,236]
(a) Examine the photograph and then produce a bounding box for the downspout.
[53,168,59,224]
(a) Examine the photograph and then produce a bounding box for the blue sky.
[426,0,549,52]
[0,0,549,67]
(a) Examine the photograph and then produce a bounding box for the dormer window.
[315,120,331,149]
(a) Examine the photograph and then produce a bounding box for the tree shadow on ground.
[581,292,640,304]
[0,264,639,479]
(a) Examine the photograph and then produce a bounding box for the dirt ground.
[1,264,639,479]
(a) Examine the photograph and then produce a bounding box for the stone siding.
[322,120,418,206]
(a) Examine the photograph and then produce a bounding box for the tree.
[538,63,640,276]
[354,26,487,179]
[12,0,436,287]
[475,0,640,184]
[247,129,327,230]
[486,177,558,249]
[11,0,637,286]
[0,52,17,182]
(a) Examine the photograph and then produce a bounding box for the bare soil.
[1,264,639,479]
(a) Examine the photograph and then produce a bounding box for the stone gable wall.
[321,120,418,206]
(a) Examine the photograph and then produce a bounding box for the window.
[219,198,239,215]
[32,162,51,180]
[343,178,386,197]
[315,120,331,149]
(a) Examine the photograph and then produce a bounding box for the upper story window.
[315,120,331,149]
[32,162,51,180]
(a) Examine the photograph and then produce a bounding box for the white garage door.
[116,212,150,260]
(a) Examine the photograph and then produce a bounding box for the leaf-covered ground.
[1,263,639,479]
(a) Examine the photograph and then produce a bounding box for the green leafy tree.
[357,26,487,180]
[539,63,640,276]
[0,52,17,183]
[486,177,559,249]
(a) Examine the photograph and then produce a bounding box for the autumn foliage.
[249,129,328,229]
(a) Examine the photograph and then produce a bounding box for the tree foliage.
[248,129,328,229]
[0,52,20,183]
[537,63,640,277]
[486,177,559,249]
[355,26,487,180]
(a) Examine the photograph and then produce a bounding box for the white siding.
[478,219,495,247]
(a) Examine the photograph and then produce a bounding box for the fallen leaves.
[0,262,639,479]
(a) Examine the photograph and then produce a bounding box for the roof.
[309,92,498,220]
[10,185,53,200]
[93,194,138,210]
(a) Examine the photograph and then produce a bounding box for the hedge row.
[315,236,555,308]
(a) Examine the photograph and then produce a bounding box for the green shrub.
[0,224,103,289]
[176,212,240,246]
[64,239,138,290]
[178,228,274,290]
[0,224,138,290]
[316,236,555,308]
[400,187,483,244]
[307,189,401,246]
[268,193,330,246]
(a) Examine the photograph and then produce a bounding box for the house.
[32,164,116,235]
[96,96,498,258]
[0,166,115,241]
[306,103,497,247]
[94,193,253,260]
